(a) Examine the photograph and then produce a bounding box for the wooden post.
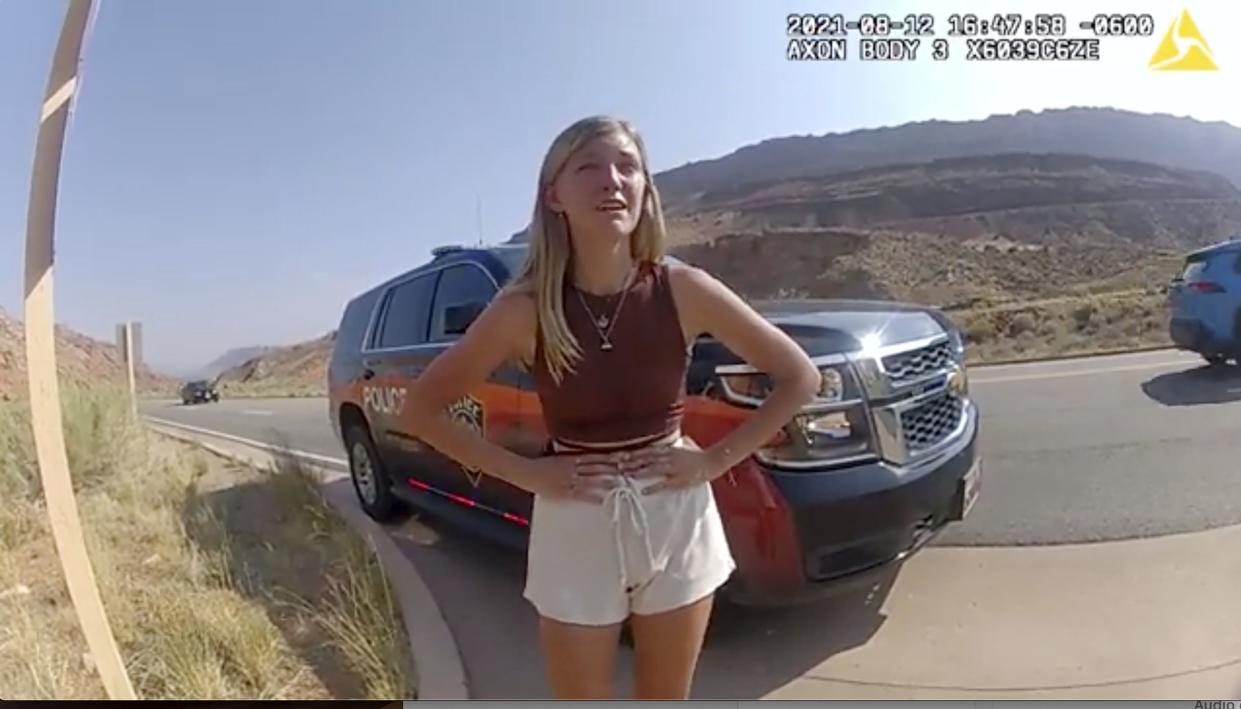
[123,322,137,416]
[23,0,136,699]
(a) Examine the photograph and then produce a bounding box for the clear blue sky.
[2,0,1237,376]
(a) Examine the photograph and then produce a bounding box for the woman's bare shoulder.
[664,261,729,338]
[491,285,539,363]
[665,260,714,288]
[665,260,734,309]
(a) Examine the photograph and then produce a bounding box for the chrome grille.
[899,393,963,454]
[882,340,954,385]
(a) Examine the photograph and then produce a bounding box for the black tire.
[344,422,401,521]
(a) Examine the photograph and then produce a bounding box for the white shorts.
[523,433,737,626]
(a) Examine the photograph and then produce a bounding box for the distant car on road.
[327,243,981,606]
[180,379,220,405]
[1169,238,1241,366]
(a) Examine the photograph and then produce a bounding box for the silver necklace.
[574,267,636,351]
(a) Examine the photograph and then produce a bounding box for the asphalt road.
[141,349,1241,546]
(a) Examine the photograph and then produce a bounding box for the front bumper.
[720,400,980,606]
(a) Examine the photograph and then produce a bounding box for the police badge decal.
[447,396,486,487]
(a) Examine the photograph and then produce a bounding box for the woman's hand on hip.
[622,445,726,495]
[516,454,621,504]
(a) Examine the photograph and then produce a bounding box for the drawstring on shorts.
[550,431,682,595]
[526,429,736,625]
[603,474,659,593]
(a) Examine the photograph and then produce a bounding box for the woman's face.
[547,130,647,243]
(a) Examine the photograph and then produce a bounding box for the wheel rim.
[351,441,378,505]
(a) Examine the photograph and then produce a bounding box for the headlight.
[719,366,846,407]
[759,406,876,468]
[947,327,966,359]
[714,363,877,468]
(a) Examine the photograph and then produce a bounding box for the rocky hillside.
[664,152,1240,306]
[196,345,274,380]
[1,307,178,401]
[214,332,334,397]
[655,107,1241,204]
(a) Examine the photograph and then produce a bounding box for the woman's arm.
[669,264,821,474]
[400,289,619,500]
[400,290,538,487]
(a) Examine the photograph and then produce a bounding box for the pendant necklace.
[574,266,636,352]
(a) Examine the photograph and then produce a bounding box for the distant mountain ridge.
[653,107,1241,206]
[214,332,335,397]
[663,151,1241,251]
[1,307,177,400]
[195,346,274,380]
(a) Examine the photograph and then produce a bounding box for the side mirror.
[443,301,487,335]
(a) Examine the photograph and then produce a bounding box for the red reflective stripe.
[406,477,528,525]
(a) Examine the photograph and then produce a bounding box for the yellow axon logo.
[1149,9,1217,71]
[447,395,486,487]
[362,385,407,416]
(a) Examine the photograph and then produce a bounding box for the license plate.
[960,459,981,518]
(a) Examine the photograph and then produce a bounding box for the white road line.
[972,360,1197,385]
[144,416,347,468]
[241,409,274,416]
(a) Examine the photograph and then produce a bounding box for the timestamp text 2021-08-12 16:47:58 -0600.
[783,12,1148,62]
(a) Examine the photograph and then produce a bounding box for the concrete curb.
[146,422,470,700]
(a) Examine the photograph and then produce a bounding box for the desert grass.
[950,291,1173,364]
[0,384,415,699]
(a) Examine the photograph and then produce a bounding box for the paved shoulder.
[939,351,1241,545]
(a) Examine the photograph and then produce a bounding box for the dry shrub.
[1008,312,1038,336]
[1071,301,1098,331]
[292,533,414,699]
[0,397,36,501]
[960,291,1172,364]
[0,386,415,700]
[962,313,996,344]
[0,384,146,502]
[265,454,416,699]
[124,589,301,700]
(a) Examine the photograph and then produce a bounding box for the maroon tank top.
[531,261,690,446]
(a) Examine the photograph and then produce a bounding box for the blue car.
[1169,238,1241,366]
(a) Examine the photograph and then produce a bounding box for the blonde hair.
[506,116,670,385]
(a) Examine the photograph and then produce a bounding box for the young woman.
[402,115,820,699]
